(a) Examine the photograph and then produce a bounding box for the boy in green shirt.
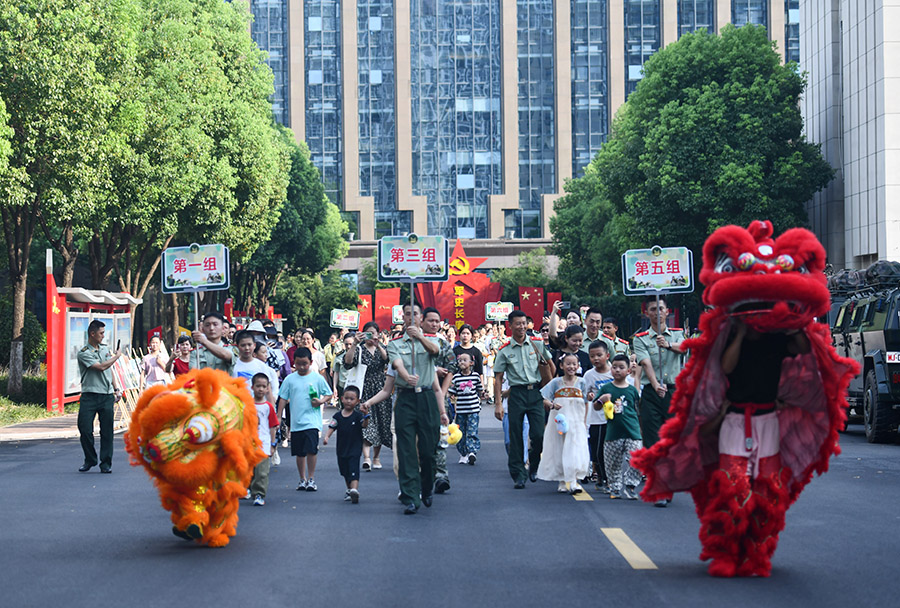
[595,354,643,500]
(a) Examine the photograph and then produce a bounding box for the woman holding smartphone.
[343,321,390,470]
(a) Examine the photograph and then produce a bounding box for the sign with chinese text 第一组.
[621,246,694,296]
[377,234,449,282]
[161,243,230,293]
[330,309,360,329]
[485,301,514,322]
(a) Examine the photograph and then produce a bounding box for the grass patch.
[0,369,78,427]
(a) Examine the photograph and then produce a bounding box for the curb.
[0,423,129,443]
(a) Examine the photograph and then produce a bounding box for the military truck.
[828,261,900,443]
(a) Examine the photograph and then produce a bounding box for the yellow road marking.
[572,490,593,501]
[601,528,658,570]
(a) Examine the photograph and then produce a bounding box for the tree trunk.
[7,275,28,395]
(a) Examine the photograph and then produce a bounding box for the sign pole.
[409,280,416,379]
[656,291,663,381]
[194,291,200,330]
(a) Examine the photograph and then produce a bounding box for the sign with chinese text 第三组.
[621,246,694,296]
[162,243,230,293]
[330,309,360,329]
[377,234,449,282]
[484,301,514,321]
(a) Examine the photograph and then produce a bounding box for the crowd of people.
[77,297,688,512]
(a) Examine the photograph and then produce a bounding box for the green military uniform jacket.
[493,335,552,386]
[633,326,685,386]
[386,332,439,389]
[190,341,236,376]
[77,343,114,394]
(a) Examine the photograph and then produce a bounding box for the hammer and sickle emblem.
[449,257,470,276]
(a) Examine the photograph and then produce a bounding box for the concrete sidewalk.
[0,413,128,442]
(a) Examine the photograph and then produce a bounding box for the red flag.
[374,288,400,330]
[357,294,373,330]
[517,287,544,324]
[546,292,561,315]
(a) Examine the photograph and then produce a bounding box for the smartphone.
[559,301,571,309]
[116,340,121,352]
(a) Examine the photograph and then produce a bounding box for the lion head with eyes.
[125,369,264,547]
[699,220,830,332]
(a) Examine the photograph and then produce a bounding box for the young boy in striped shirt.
[448,352,486,465]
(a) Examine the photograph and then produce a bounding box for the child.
[583,340,613,493]
[249,373,279,506]
[536,353,589,494]
[276,347,333,493]
[323,385,368,503]
[448,352,485,465]
[596,355,643,500]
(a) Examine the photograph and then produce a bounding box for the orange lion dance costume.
[632,220,858,577]
[125,369,265,547]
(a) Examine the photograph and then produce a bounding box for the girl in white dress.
[537,354,590,494]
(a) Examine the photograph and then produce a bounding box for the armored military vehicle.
[828,261,900,443]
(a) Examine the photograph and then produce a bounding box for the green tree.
[271,271,359,333]
[233,132,348,312]
[491,248,565,306]
[552,25,833,297]
[0,0,126,393]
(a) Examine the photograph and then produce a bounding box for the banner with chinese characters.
[621,246,694,295]
[330,309,360,329]
[484,301,514,321]
[414,240,503,329]
[377,234,449,282]
[357,294,372,330]
[161,243,230,293]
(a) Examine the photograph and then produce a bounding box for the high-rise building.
[800,0,900,268]
[248,1,798,268]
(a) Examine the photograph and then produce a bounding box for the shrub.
[0,369,47,404]
[0,300,46,368]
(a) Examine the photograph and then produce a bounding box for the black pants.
[78,392,114,467]
[395,389,439,508]
[588,424,608,484]
[507,386,545,483]
[640,385,674,449]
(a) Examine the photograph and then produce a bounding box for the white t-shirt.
[255,401,278,456]
[583,368,614,426]
[234,357,279,396]
[312,349,327,374]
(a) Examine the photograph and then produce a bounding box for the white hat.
[246,320,266,333]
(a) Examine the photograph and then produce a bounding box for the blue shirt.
[278,371,333,432]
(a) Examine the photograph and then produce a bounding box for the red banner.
[357,294,373,330]
[518,287,545,324]
[374,288,401,330]
[46,269,65,413]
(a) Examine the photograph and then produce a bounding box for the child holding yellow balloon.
[594,354,643,500]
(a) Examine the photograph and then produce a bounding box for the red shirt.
[172,357,190,377]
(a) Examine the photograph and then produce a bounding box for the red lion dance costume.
[632,220,858,577]
[125,369,265,547]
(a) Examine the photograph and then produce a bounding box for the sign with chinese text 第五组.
[162,243,230,293]
[377,234,449,282]
[621,246,694,296]
[330,309,360,329]
[485,301,514,321]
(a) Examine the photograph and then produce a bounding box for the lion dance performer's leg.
[699,411,786,577]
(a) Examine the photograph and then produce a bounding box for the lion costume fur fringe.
[125,368,266,547]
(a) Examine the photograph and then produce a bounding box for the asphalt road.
[1,412,898,608]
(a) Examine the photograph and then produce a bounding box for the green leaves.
[553,25,833,297]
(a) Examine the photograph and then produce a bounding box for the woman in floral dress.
[344,322,391,470]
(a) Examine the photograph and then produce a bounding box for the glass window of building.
[732,0,767,26]
[305,0,342,208]
[785,0,799,63]
[515,0,556,238]
[625,0,661,97]
[677,0,714,37]
[571,0,609,177]
[250,0,290,125]
[410,0,503,239]
[358,1,397,227]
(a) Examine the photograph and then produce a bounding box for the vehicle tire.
[863,370,894,443]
